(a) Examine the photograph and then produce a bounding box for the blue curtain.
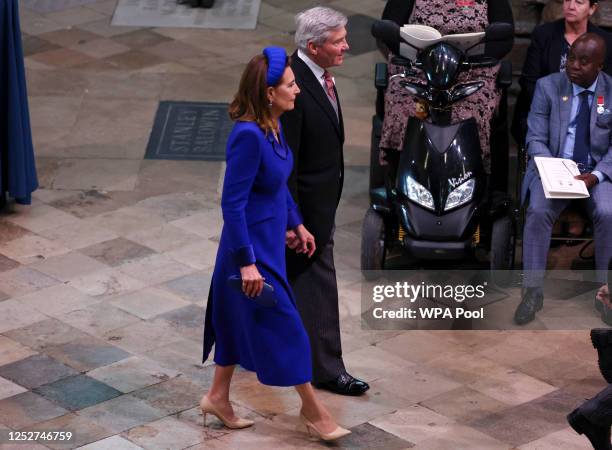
[0,0,38,205]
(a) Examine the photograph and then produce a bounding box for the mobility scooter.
[362,20,516,276]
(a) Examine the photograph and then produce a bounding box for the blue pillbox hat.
[263,47,287,87]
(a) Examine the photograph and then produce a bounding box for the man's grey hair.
[294,7,348,52]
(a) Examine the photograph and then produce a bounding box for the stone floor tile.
[53,159,143,192]
[80,237,155,267]
[0,290,9,302]
[35,375,122,411]
[102,321,183,354]
[194,417,322,450]
[29,48,96,68]
[0,234,70,265]
[44,335,131,372]
[38,28,99,47]
[135,160,222,199]
[517,427,592,450]
[59,302,141,338]
[4,318,92,352]
[69,38,131,59]
[375,331,468,365]
[122,416,204,449]
[83,73,163,101]
[20,15,66,36]
[165,241,217,271]
[229,381,304,417]
[0,336,37,366]
[411,424,509,450]
[45,6,108,27]
[0,297,49,333]
[516,356,597,388]
[341,345,416,383]
[0,377,28,400]
[87,356,180,393]
[77,435,145,450]
[126,224,203,253]
[169,210,223,240]
[374,366,463,405]
[0,392,68,430]
[117,254,197,285]
[467,367,559,406]
[30,412,114,449]
[0,254,19,273]
[49,190,126,219]
[77,18,140,38]
[420,386,511,424]
[110,29,173,49]
[152,304,204,339]
[22,34,62,56]
[102,49,166,70]
[3,202,80,234]
[160,271,211,303]
[80,207,166,239]
[466,389,583,447]
[140,339,208,381]
[0,354,78,389]
[131,377,202,414]
[370,405,456,445]
[30,252,109,282]
[0,220,31,244]
[38,221,119,251]
[109,287,191,320]
[334,422,414,449]
[15,284,100,317]
[78,395,167,434]
[142,40,203,62]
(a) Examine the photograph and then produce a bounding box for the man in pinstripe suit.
[281,7,369,396]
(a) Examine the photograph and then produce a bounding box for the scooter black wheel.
[361,207,386,278]
[490,214,514,286]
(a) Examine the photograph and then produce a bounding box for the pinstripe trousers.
[289,229,346,383]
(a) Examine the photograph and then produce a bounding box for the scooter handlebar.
[371,20,401,45]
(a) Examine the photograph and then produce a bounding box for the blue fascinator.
[263,47,287,87]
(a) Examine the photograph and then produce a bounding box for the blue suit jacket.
[522,71,612,202]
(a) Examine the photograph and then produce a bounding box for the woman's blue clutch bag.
[226,275,278,307]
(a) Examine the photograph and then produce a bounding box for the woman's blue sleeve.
[286,186,303,230]
[220,129,261,267]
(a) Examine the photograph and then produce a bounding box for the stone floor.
[0,0,607,448]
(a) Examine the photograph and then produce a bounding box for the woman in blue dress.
[201,47,350,442]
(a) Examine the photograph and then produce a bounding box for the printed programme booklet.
[534,156,590,199]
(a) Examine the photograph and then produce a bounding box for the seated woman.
[512,0,612,148]
[378,0,514,181]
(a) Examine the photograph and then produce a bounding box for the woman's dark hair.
[228,54,291,134]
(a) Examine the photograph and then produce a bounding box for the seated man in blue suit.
[516,33,612,325]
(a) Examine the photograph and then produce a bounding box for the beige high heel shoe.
[299,414,351,441]
[200,396,254,429]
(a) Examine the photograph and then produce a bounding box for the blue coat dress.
[202,121,312,386]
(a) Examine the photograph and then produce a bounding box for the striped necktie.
[323,70,336,102]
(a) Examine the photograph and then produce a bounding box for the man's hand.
[294,224,316,258]
[286,230,300,249]
[575,173,599,189]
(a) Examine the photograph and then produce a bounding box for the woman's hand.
[240,264,264,297]
[294,224,316,258]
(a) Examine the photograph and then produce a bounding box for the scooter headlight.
[406,176,435,211]
[444,179,475,211]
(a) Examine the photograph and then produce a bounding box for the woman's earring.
[268,100,273,107]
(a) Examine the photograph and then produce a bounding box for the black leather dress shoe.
[567,408,612,450]
[514,287,543,325]
[591,329,612,384]
[314,373,369,396]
